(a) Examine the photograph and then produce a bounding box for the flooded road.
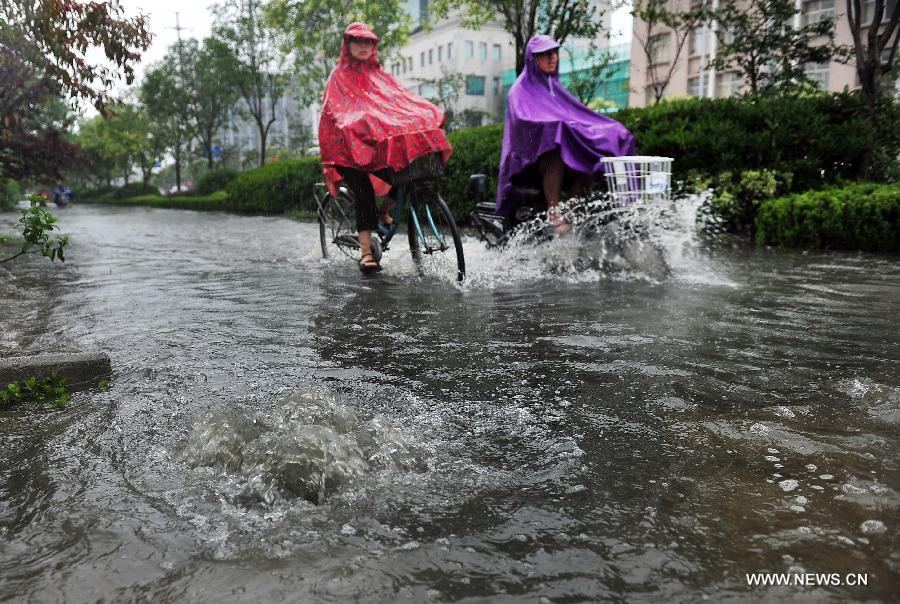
[1,204,898,602]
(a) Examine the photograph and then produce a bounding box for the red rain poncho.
[318,23,452,198]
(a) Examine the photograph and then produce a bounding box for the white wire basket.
[600,156,673,204]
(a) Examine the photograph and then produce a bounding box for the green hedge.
[196,168,239,196]
[755,182,899,252]
[112,182,159,198]
[699,169,795,236]
[226,157,322,214]
[616,93,900,190]
[440,124,504,219]
[81,191,231,210]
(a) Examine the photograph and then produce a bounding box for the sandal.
[358,253,381,274]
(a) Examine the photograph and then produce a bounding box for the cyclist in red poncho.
[319,22,453,273]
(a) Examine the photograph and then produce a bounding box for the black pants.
[337,166,395,232]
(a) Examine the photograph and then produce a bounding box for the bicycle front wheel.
[406,190,465,282]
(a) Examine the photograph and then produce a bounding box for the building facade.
[388,2,516,125]
[500,42,632,114]
[628,0,897,107]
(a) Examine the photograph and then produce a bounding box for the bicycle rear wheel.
[318,187,381,262]
[406,189,465,282]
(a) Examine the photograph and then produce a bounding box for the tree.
[709,0,845,94]
[847,0,900,117]
[431,0,607,75]
[264,0,410,108]
[109,101,164,186]
[0,0,151,112]
[190,38,240,169]
[847,0,899,178]
[412,66,467,129]
[0,51,85,182]
[563,43,618,105]
[633,0,711,104]
[213,0,292,166]
[1,1,149,182]
[77,114,127,188]
[141,45,196,192]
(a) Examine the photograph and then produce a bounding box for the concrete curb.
[0,353,112,391]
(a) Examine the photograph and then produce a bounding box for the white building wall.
[387,15,516,123]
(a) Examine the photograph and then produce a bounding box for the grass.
[80,190,232,211]
[80,191,324,217]
[286,207,318,220]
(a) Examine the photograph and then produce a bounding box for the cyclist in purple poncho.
[497,35,636,232]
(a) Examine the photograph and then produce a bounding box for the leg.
[538,149,571,235]
[538,148,565,209]
[337,167,380,270]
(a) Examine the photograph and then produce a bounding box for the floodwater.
[0,203,898,602]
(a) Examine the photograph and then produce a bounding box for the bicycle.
[316,153,466,282]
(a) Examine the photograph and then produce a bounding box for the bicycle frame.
[317,180,448,255]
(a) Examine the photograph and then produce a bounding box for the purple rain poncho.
[495,35,636,215]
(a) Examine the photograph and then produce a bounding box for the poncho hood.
[495,35,636,215]
[318,23,452,198]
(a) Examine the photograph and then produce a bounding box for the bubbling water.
[181,386,427,506]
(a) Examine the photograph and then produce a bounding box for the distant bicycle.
[316,153,466,282]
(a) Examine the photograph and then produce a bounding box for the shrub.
[440,124,504,219]
[226,157,323,214]
[696,169,794,235]
[616,92,900,190]
[1,179,21,211]
[196,168,239,195]
[73,185,116,200]
[113,182,159,199]
[83,191,232,210]
[755,182,899,252]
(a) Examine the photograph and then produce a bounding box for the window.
[649,33,670,64]
[863,0,897,24]
[716,72,742,97]
[493,44,502,60]
[479,42,487,60]
[804,61,829,89]
[466,75,485,95]
[440,80,455,98]
[690,26,708,56]
[718,25,735,47]
[419,83,436,98]
[438,45,443,62]
[428,49,433,65]
[465,40,474,58]
[420,52,425,67]
[492,76,500,95]
[802,0,834,25]
[687,76,702,97]
[448,42,453,59]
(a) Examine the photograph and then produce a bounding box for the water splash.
[458,191,733,289]
[181,386,427,506]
